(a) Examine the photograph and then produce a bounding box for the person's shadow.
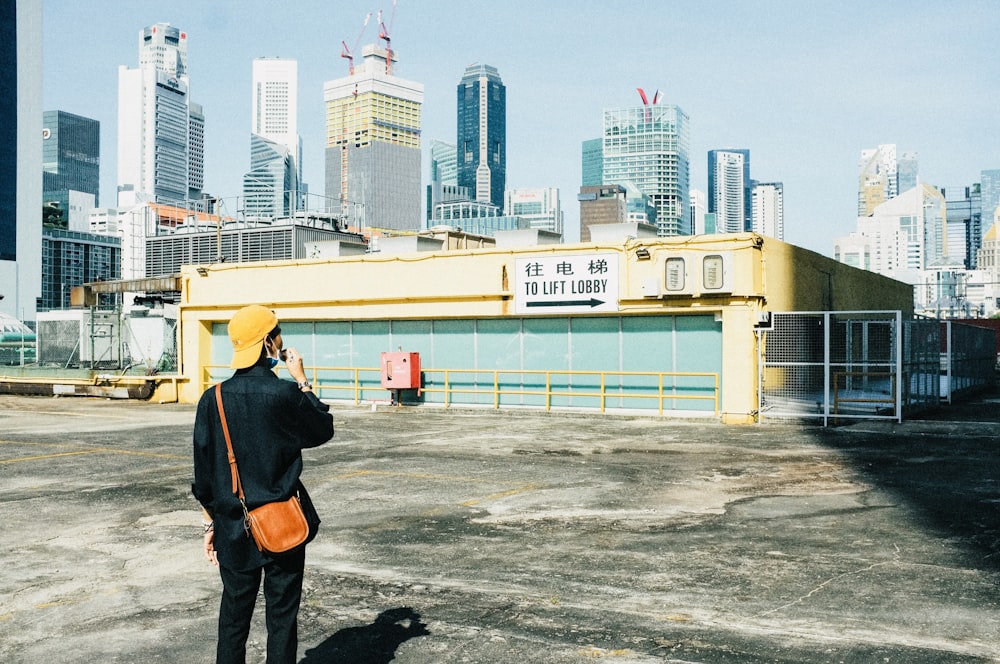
[299,607,430,663]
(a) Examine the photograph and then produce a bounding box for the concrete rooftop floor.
[0,390,998,663]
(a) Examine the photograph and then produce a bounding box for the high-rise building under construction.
[323,44,423,231]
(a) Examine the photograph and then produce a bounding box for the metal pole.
[823,312,830,427]
[895,311,903,423]
[215,198,222,263]
[945,320,953,405]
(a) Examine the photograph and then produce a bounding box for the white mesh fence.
[758,311,944,424]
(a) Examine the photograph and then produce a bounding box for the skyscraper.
[0,0,42,323]
[980,169,1000,235]
[752,182,784,240]
[243,58,302,219]
[708,149,751,233]
[601,96,690,236]
[456,64,506,208]
[324,44,423,231]
[939,184,982,269]
[857,145,918,217]
[117,23,203,207]
[581,138,603,188]
[42,111,100,229]
[426,140,458,222]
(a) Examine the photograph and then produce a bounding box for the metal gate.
[757,311,940,425]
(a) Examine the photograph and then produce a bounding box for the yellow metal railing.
[202,365,720,415]
[832,371,897,415]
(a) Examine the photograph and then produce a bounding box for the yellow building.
[174,233,913,424]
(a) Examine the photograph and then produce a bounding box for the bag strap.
[215,383,245,501]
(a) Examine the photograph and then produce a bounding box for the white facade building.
[835,184,954,313]
[244,58,302,218]
[752,182,784,240]
[689,189,707,235]
[504,187,563,235]
[709,150,748,234]
[252,58,299,156]
[117,24,202,207]
[854,185,946,279]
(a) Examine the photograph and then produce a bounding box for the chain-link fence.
[942,320,998,402]
[30,310,177,374]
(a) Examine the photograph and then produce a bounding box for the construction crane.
[340,11,372,75]
[377,0,397,74]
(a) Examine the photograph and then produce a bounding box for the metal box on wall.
[380,351,421,392]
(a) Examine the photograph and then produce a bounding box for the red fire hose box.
[380,351,421,394]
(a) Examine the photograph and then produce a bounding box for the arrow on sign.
[526,298,606,308]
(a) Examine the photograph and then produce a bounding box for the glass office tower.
[457,64,506,209]
[601,104,690,236]
[581,138,603,188]
[42,111,100,225]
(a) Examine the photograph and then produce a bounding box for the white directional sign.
[514,254,619,314]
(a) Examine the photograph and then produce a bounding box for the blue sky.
[42,0,1000,256]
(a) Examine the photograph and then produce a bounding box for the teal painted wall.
[210,314,722,412]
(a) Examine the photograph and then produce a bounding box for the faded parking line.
[0,440,186,464]
[330,468,542,507]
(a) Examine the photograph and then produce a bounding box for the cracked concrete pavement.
[0,391,998,663]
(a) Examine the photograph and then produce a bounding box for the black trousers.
[216,548,306,664]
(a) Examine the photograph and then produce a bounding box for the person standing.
[193,305,334,664]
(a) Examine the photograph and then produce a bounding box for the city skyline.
[41,0,1000,256]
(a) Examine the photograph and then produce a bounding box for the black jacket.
[192,365,334,571]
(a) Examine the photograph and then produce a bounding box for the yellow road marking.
[88,447,187,460]
[33,587,121,611]
[332,468,494,484]
[0,450,102,464]
[0,409,131,420]
[462,484,543,506]
[0,446,186,465]
[0,440,83,448]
